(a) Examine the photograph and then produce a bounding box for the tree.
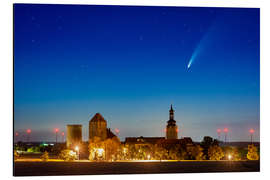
[153,144,168,161]
[88,136,105,161]
[104,137,120,161]
[201,136,219,159]
[58,149,76,161]
[41,151,49,162]
[247,144,259,160]
[14,150,19,161]
[187,145,204,160]
[208,145,224,160]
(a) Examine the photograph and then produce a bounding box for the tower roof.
[89,113,107,123]
[170,104,174,112]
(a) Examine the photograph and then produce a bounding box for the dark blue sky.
[14,4,260,142]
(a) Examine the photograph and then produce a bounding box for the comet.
[186,19,216,70]
[187,38,204,70]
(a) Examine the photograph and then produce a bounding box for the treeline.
[87,136,259,161]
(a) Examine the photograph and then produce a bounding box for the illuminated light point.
[223,128,228,143]
[26,129,31,142]
[54,128,59,133]
[217,128,221,141]
[228,154,232,160]
[249,128,255,144]
[15,132,19,142]
[75,146,80,160]
[163,128,167,133]
[26,129,31,134]
[97,148,104,157]
[176,128,179,133]
[114,128,120,135]
[54,128,59,143]
[61,132,65,142]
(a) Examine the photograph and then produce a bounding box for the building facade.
[89,113,108,141]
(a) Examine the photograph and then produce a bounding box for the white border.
[1,0,270,180]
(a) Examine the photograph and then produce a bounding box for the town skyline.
[14,4,259,142]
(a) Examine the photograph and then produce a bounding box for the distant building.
[88,113,119,142]
[88,113,120,161]
[125,136,165,148]
[166,105,178,139]
[89,113,107,141]
[66,124,82,148]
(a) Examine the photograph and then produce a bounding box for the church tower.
[166,105,178,139]
[89,113,107,141]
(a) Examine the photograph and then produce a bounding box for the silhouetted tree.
[201,136,219,159]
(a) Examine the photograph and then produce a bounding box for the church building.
[166,105,178,139]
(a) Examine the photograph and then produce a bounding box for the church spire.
[169,104,174,120]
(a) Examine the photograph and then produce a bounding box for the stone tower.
[89,113,107,141]
[66,124,82,148]
[166,105,178,139]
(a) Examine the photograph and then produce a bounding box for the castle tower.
[89,113,107,141]
[66,124,82,148]
[166,105,178,139]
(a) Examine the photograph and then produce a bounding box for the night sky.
[14,4,260,142]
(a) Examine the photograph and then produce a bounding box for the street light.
[216,129,221,140]
[75,146,80,160]
[26,129,31,142]
[224,128,228,143]
[114,128,120,136]
[54,128,59,144]
[61,132,65,142]
[15,132,19,142]
[249,128,255,144]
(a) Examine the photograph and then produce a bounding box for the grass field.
[14,160,260,176]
